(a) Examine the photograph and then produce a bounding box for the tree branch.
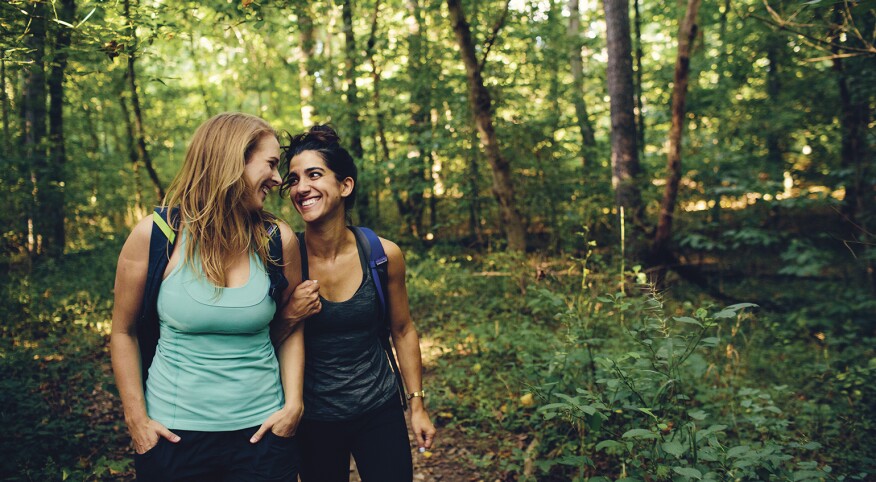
[478,0,511,71]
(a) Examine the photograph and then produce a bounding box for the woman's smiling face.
[242,134,282,212]
[285,150,353,222]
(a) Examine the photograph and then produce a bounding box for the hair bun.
[307,124,341,144]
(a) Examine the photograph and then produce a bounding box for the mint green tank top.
[145,234,283,431]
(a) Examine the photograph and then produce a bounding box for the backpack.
[137,207,288,382]
[295,226,408,409]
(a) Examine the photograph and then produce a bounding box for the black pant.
[134,426,300,482]
[298,397,413,482]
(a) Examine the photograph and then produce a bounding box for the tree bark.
[831,4,872,220]
[446,0,527,251]
[24,0,48,256]
[123,0,164,202]
[341,0,368,224]
[653,0,701,272]
[567,0,596,169]
[633,0,645,157]
[294,3,316,127]
[603,0,643,223]
[401,0,432,239]
[765,37,783,181]
[43,0,76,257]
[365,0,389,227]
[1,50,9,154]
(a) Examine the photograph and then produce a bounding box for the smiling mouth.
[300,197,319,207]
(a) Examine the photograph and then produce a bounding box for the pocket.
[135,437,164,458]
[253,432,300,480]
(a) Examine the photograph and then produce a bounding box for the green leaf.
[622,428,658,439]
[673,466,703,479]
[688,409,708,420]
[724,302,758,311]
[674,316,702,327]
[726,445,750,458]
[595,440,626,452]
[663,440,686,457]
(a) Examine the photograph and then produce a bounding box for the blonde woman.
[111,113,317,481]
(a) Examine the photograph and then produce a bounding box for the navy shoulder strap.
[351,226,407,409]
[265,222,288,303]
[139,207,178,382]
[351,226,389,322]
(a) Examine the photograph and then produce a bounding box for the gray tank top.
[298,231,397,421]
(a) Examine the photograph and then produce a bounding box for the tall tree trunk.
[296,3,316,127]
[365,0,389,227]
[633,0,645,157]
[446,0,527,251]
[402,0,432,239]
[119,80,143,206]
[24,0,48,256]
[341,0,368,224]
[831,4,872,221]
[765,36,783,182]
[1,50,9,154]
[603,0,643,224]
[567,0,596,168]
[124,0,164,202]
[43,0,76,257]
[652,0,701,276]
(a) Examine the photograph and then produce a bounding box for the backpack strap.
[351,226,408,410]
[139,207,179,383]
[265,222,288,304]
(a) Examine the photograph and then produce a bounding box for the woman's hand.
[249,403,304,443]
[129,418,180,454]
[410,407,436,450]
[282,280,321,326]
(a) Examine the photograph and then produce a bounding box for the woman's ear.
[340,177,355,198]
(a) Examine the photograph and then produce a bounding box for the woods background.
[1,0,874,480]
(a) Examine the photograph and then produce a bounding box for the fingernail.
[172,435,180,442]
[418,447,426,453]
[312,280,318,284]
[250,436,258,443]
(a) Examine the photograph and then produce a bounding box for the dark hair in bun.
[280,124,358,212]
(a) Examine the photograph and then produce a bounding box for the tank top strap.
[296,228,370,284]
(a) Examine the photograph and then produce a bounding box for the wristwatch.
[407,390,426,401]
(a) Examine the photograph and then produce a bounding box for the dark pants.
[134,426,300,482]
[298,398,413,482]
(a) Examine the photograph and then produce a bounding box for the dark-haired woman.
[273,125,436,481]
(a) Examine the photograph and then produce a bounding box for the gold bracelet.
[406,390,426,401]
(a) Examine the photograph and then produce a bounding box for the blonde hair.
[162,112,278,287]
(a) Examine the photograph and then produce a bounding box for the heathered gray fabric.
[299,233,397,421]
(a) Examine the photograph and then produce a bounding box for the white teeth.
[301,198,317,207]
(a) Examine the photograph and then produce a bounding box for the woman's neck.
[303,215,353,260]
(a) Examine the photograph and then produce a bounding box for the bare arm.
[253,222,307,441]
[110,216,179,454]
[383,239,436,450]
[270,225,321,345]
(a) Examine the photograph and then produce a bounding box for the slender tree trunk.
[765,37,783,182]
[653,0,701,274]
[829,3,872,221]
[603,0,643,223]
[403,0,432,238]
[295,3,316,127]
[119,88,144,206]
[341,0,368,224]
[365,0,389,227]
[446,0,527,251]
[633,0,645,156]
[24,0,48,256]
[43,0,76,257]
[567,0,596,168]
[1,50,9,154]
[124,0,164,202]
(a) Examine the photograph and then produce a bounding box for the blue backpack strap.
[139,207,178,382]
[265,222,288,304]
[351,226,407,409]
